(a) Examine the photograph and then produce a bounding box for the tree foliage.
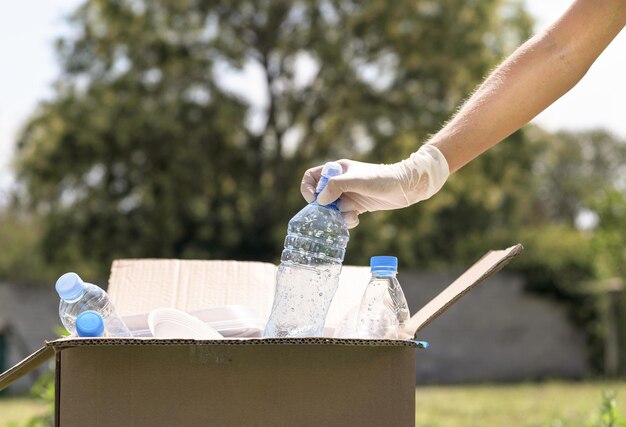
[15,0,533,276]
[534,129,626,226]
[592,189,626,281]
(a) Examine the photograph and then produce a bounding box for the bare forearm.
[430,0,626,173]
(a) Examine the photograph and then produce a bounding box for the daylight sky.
[1,1,624,202]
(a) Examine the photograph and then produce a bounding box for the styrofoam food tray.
[122,305,264,338]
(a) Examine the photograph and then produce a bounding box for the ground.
[1,381,625,426]
[415,381,626,426]
[0,397,48,426]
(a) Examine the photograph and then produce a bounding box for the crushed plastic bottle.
[264,162,349,337]
[356,256,410,339]
[56,272,131,337]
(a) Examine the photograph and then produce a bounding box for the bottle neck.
[314,174,340,210]
[313,193,339,210]
[62,286,87,303]
[316,175,330,193]
[371,271,397,278]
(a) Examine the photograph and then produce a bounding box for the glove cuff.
[395,144,450,205]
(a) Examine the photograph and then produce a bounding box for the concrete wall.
[0,270,591,393]
[401,271,590,383]
[0,282,60,394]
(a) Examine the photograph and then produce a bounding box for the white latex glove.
[300,144,450,228]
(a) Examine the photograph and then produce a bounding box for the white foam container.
[122,305,264,338]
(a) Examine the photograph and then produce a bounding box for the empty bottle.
[56,272,131,337]
[356,256,410,339]
[264,162,349,338]
[76,311,105,337]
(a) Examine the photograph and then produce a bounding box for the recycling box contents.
[0,244,522,427]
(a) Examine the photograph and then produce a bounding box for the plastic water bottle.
[55,272,131,337]
[356,256,410,339]
[264,162,350,337]
[76,311,105,337]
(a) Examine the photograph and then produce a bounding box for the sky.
[0,0,83,203]
[524,0,626,136]
[0,1,624,203]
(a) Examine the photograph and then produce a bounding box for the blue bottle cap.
[370,256,398,273]
[76,311,105,337]
[316,162,343,193]
[322,162,343,178]
[55,272,87,301]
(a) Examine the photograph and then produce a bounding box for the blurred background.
[0,0,625,425]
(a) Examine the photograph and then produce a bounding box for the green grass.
[415,381,626,427]
[1,381,626,426]
[0,397,48,426]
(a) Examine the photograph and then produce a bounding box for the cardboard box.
[0,244,522,427]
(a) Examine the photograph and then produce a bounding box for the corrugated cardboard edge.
[404,243,524,338]
[45,337,425,349]
[0,338,425,392]
[0,345,55,392]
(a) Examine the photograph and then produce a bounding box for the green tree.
[15,0,533,276]
[533,129,626,226]
[592,189,626,281]
[0,210,65,285]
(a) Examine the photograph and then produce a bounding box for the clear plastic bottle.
[264,162,350,338]
[76,311,105,337]
[56,272,131,337]
[356,256,410,339]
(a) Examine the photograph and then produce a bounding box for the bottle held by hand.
[264,162,350,338]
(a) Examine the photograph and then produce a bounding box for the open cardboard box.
[0,244,522,427]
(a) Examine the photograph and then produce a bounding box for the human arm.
[431,0,626,172]
[302,0,626,227]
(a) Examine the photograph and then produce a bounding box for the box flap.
[403,244,524,338]
[326,265,371,328]
[108,260,373,330]
[107,259,277,320]
[0,345,55,392]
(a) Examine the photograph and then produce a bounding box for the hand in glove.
[300,144,449,228]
